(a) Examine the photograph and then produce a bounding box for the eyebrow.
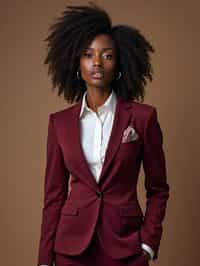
[85,47,114,51]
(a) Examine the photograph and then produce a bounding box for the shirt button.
[96,191,102,197]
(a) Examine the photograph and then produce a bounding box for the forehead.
[86,34,115,51]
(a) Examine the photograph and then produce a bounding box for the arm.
[37,114,70,266]
[140,107,170,260]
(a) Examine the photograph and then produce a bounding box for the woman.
[37,2,170,266]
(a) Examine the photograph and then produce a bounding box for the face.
[79,34,117,90]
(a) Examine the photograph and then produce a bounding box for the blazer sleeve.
[37,113,70,266]
[139,107,170,260]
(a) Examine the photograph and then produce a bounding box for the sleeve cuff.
[141,243,155,260]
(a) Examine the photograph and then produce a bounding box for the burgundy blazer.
[37,96,170,266]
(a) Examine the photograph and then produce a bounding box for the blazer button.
[96,191,102,197]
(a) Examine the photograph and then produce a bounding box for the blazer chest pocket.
[119,204,144,236]
[117,139,141,158]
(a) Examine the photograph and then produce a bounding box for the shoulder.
[131,100,158,121]
[128,101,161,137]
[49,102,80,122]
[126,101,163,142]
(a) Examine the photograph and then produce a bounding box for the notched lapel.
[99,98,133,187]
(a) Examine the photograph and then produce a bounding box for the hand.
[142,249,151,260]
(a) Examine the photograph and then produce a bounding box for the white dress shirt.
[40,89,154,265]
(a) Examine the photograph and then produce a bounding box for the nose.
[93,54,102,67]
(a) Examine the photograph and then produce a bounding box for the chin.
[86,80,110,89]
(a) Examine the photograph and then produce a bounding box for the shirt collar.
[79,89,116,118]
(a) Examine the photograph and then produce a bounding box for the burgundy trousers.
[55,230,149,266]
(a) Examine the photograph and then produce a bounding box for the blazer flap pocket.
[61,205,79,216]
[120,204,143,217]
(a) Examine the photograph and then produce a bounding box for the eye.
[103,54,113,60]
[83,52,93,58]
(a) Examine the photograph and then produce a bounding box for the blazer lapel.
[67,95,133,190]
[99,97,132,187]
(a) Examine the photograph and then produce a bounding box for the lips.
[91,69,104,79]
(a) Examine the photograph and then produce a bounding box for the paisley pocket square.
[122,126,139,143]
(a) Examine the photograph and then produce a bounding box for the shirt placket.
[94,110,107,180]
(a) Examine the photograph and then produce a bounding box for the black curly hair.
[44,2,155,104]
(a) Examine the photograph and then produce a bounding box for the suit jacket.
[37,96,170,266]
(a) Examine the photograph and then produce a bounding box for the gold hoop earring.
[77,69,81,80]
[116,71,122,80]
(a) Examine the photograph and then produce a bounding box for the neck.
[86,88,112,112]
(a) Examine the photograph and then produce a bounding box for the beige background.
[0,0,199,265]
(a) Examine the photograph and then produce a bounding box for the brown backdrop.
[0,0,199,265]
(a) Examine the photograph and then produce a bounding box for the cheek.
[79,60,91,76]
[107,59,116,73]
[105,64,116,80]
